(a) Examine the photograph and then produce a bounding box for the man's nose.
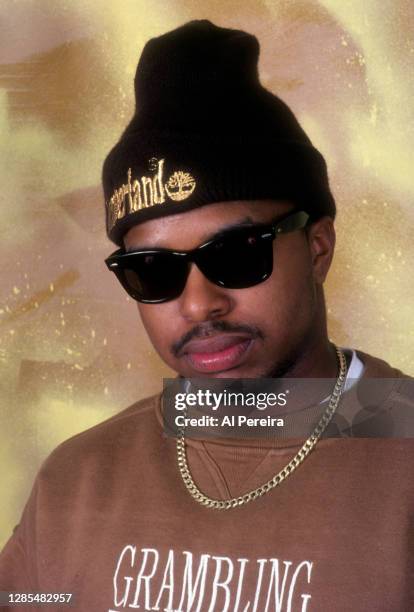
[178,264,234,323]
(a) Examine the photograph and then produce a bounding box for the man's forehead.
[123,199,295,250]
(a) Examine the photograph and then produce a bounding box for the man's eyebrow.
[202,212,291,242]
[125,217,259,252]
[124,214,283,252]
[203,216,258,241]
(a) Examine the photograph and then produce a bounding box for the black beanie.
[102,20,336,246]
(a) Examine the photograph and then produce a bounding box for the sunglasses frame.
[105,209,310,303]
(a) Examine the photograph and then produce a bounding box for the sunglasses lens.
[114,253,188,303]
[198,228,274,289]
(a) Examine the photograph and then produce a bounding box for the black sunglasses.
[105,210,310,303]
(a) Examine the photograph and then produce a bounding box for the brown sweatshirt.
[0,351,413,612]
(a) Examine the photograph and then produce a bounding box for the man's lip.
[181,334,255,373]
[182,334,253,355]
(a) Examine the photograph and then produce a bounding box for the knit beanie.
[102,20,336,246]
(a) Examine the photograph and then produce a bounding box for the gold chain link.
[176,347,347,510]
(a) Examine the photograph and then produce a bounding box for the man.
[1,20,413,612]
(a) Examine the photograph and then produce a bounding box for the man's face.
[123,200,334,378]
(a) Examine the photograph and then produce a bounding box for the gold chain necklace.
[176,346,347,510]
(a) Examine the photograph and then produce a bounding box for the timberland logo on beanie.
[108,158,197,231]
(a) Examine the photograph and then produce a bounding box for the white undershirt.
[342,347,364,391]
[320,348,364,404]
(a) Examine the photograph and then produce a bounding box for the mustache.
[172,320,264,357]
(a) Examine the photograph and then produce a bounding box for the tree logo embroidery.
[165,171,196,201]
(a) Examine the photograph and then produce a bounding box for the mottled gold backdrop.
[1,1,413,545]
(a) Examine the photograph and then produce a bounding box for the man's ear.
[306,216,336,284]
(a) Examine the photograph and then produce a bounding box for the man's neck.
[283,340,340,379]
